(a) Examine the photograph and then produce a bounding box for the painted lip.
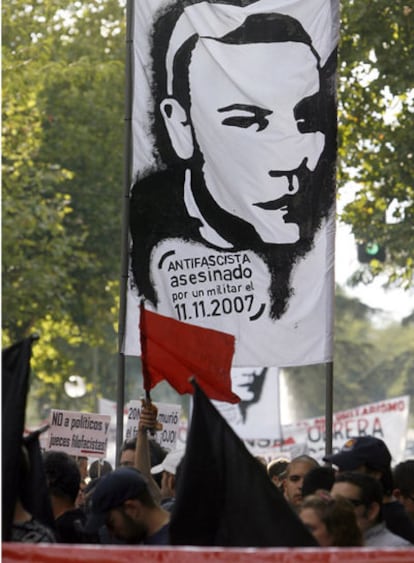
[253,195,292,211]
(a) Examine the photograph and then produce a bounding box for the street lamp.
[64,375,87,399]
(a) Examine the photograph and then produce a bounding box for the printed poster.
[246,395,411,464]
[212,366,282,440]
[47,409,111,458]
[124,0,339,367]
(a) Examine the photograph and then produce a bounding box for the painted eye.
[218,104,272,132]
[221,116,266,131]
[295,93,322,133]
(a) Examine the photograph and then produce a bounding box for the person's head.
[331,471,384,534]
[299,491,363,547]
[393,460,414,520]
[267,458,289,491]
[120,437,167,466]
[151,3,335,253]
[302,466,336,498]
[86,467,158,543]
[89,459,113,481]
[43,451,81,506]
[119,438,136,468]
[151,449,184,500]
[119,437,167,486]
[73,456,88,481]
[148,439,168,468]
[323,436,393,495]
[283,455,319,507]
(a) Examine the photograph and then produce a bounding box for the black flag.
[170,381,317,547]
[2,337,37,540]
[22,427,55,531]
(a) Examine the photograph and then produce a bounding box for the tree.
[3,0,413,422]
[2,5,90,339]
[284,286,414,424]
[338,1,414,289]
[2,0,125,413]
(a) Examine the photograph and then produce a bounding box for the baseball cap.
[151,449,184,476]
[85,467,149,533]
[323,436,391,471]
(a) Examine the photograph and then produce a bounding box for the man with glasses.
[331,472,411,547]
[324,435,414,543]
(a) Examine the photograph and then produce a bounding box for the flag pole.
[139,300,152,406]
[324,360,334,455]
[324,204,337,457]
[116,0,134,466]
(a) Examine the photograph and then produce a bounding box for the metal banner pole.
[116,0,134,465]
[324,361,334,455]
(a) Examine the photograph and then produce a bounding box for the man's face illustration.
[187,40,325,245]
[232,367,266,402]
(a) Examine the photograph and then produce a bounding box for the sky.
[280,217,413,426]
[335,187,413,324]
[335,221,413,322]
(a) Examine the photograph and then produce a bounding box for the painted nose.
[268,169,300,194]
[304,131,325,171]
[269,130,325,172]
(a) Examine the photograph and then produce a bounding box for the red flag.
[139,303,239,403]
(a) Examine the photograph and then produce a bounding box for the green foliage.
[2,21,87,338]
[2,0,125,413]
[338,0,414,289]
[2,0,413,424]
[284,286,414,424]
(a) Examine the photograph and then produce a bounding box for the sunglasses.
[347,498,365,508]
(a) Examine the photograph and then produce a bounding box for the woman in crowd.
[298,491,363,547]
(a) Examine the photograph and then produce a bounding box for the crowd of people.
[10,403,414,549]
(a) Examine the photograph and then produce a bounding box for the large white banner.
[124,0,339,367]
[212,366,282,440]
[245,395,411,464]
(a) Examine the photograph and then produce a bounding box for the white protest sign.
[125,401,181,451]
[98,397,118,417]
[97,398,128,445]
[245,395,410,464]
[47,409,111,458]
[98,398,127,466]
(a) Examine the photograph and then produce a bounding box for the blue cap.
[323,436,391,471]
[85,467,149,533]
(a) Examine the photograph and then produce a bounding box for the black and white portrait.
[125,0,339,366]
[212,366,282,442]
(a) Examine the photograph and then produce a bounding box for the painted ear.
[160,98,194,160]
